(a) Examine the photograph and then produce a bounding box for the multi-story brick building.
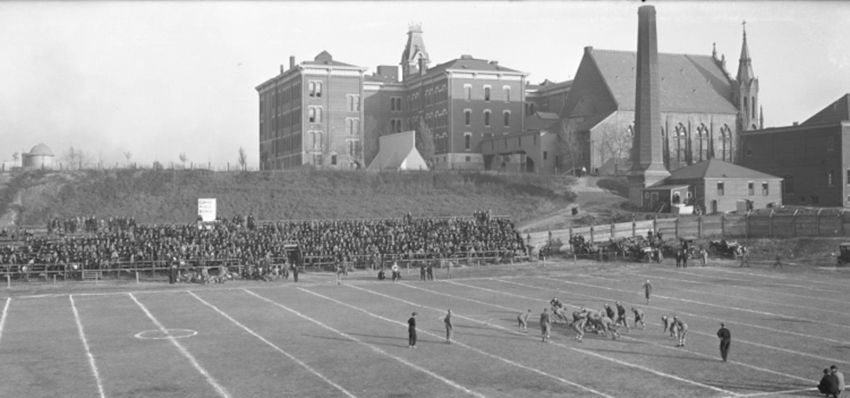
[741,94,850,208]
[256,51,366,170]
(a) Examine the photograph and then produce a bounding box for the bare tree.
[556,120,579,175]
[599,124,632,175]
[61,146,93,170]
[416,118,435,165]
[179,152,188,168]
[237,147,248,170]
[123,151,132,164]
[12,152,19,162]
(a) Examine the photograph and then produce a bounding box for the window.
[484,110,491,127]
[533,135,538,145]
[308,81,322,97]
[464,110,471,126]
[828,136,836,152]
[503,86,511,102]
[745,143,752,157]
[464,132,472,150]
[310,131,322,149]
[762,182,769,196]
[346,118,359,136]
[464,85,472,101]
[391,97,402,112]
[543,151,548,160]
[675,123,688,165]
[847,169,850,185]
[829,170,836,187]
[504,111,511,127]
[526,103,535,116]
[717,182,725,196]
[348,141,355,156]
[484,86,491,101]
[308,106,323,123]
[347,95,361,112]
[465,156,471,162]
[390,119,402,133]
[748,181,754,196]
[331,154,337,166]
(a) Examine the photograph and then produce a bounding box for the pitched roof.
[524,111,560,131]
[803,94,850,125]
[424,56,523,77]
[666,159,780,181]
[302,51,357,68]
[589,49,737,114]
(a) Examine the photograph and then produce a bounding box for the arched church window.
[697,124,709,162]
[720,125,732,162]
[675,123,688,165]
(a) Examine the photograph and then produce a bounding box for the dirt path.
[517,176,628,232]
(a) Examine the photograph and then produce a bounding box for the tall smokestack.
[628,5,670,206]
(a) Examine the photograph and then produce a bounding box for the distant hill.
[0,169,577,227]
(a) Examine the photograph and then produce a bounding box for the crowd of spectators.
[0,213,529,277]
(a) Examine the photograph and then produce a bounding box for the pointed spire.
[737,20,754,83]
[712,42,717,59]
[759,106,764,129]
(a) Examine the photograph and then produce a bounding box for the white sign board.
[198,198,217,222]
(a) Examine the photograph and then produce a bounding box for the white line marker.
[242,289,488,398]
[704,267,849,289]
[0,298,10,345]
[187,291,357,398]
[730,387,818,397]
[438,281,815,384]
[495,278,850,365]
[535,276,850,344]
[623,272,850,317]
[128,293,231,398]
[350,283,731,397]
[70,295,107,398]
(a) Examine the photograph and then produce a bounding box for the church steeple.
[735,21,760,131]
[400,24,429,81]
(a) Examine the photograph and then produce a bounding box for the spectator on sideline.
[717,323,731,362]
[819,368,839,398]
[832,365,845,397]
[444,309,453,344]
[408,312,417,348]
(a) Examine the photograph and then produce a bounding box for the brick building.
[741,94,850,208]
[481,111,560,173]
[558,27,761,176]
[256,52,367,170]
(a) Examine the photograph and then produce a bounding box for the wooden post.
[610,222,615,239]
[632,221,636,238]
[816,209,822,237]
[769,210,774,237]
[136,271,139,284]
[792,210,798,237]
[674,218,679,240]
[842,210,846,236]
[7,274,10,289]
[590,224,595,243]
[697,217,702,238]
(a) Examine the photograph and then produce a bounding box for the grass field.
[0,260,847,398]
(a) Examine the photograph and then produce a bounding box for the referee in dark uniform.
[717,323,731,362]
[408,312,417,348]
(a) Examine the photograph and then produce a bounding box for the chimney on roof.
[377,65,399,82]
[280,65,284,74]
[461,54,473,60]
[290,56,295,70]
[489,60,499,65]
[419,57,427,76]
[584,46,594,54]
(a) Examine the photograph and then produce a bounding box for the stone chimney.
[628,5,670,206]
[419,57,427,76]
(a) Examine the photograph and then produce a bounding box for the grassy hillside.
[3,169,577,226]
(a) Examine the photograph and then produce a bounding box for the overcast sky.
[2,1,849,167]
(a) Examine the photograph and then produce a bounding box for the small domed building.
[22,143,55,170]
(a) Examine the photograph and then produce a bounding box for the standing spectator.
[407,312,417,348]
[444,309,453,344]
[426,262,434,281]
[336,262,345,285]
[740,247,751,267]
[168,259,177,284]
[291,261,299,283]
[444,259,452,280]
[391,262,400,282]
[717,323,731,362]
[819,369,839,398]
[643,279,653,304]
[773,253,783,268]
[832,365,845,397]
[675,250,682,268]
[420,263,426,281]
[540,308,551,343]
[517,309,531,333]
[701,248,708,267]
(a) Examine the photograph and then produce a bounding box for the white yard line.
[650,269,849,305]
[69,295,107,398]
[417,282,814,384]
[0,298,9,346]
[701,267,850,289]
[349,283,734,397]
[617,272,850,317]
[128,293,231,398]
[242,289,489,398]
[536,276,850,341]
[729,387,819,397]
[186,291,358,398]
[494,278,850,365]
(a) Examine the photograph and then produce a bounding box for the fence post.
[746,213,750,239]
[135,271,139,284]
[6,274,9,289]
[590,224,595,242]
[721,214,725,238]
[632,220,636,238]
[674,218,679,240]
[769,210,774,237]
[697,217,702,238]
[817,209,823,237]
[842,210,846,236]
[792,210,798,237]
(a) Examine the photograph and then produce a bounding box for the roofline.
[585,48,620,110]
[740,121,848,136]
[256,63,367,91]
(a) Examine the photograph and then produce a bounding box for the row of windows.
[666,123,734,164]
[746,136,837,158]
[259,82,303,117]
[463,109,511,128]
[716,181,769,196]
[463,85,511,102]
[308,81,323,97]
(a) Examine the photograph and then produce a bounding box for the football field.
[0,262,846,398]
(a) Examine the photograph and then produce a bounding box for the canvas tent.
[367,130,429,171]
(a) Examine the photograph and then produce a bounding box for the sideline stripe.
[621,272,850,317]
[536,276,850,343]
[186,291,357,398]
[439,281,814,384]
[650,269,849,305]
[350,283,733,397]
[703,267,849,289]
[0,298,10,345]
[69,295,107,398]
[128,293,231,398]
[731,387,818,397]
[243,289,488,398]
[497,278,850,365]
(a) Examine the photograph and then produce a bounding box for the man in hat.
[717,323,731,362]
[408,312,417,348]
[540,308,551,343]
[444,309,453,344]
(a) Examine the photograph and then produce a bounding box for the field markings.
[700,267,850,289]
[348,283,737,397]
[441,280,816,385]
[69,295,107,398]
[590,272,850,317]
[0,298,9,346]
[186,291,358,398]
[128,293,231,398]
[646,269,850,305]
[536,276,850,343]
[492,278,850,366]
[243,288,489,398]
[730,387,818,397]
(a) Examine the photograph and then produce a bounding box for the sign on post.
[198,198,217,222]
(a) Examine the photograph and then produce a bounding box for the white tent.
[367,130,429,171]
